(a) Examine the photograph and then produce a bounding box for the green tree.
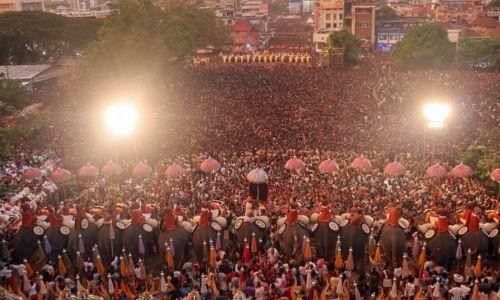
[81,0,228,86]
[457,37,500,69]
[488,0,500,6]
[392,24,454,69]
[376,6,398,21]
[0,78,32,111]
[0,11,101,64]
[326,30,361,66]
[459,127,500,181]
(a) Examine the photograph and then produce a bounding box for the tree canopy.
[376,6,398,21]
[457,37,500,69]
[326,30,361,66]
[459,126,500,181]
[0,78,32,111]
[82,0,228,84]
[0,11,101,65]
[391,24,455,69]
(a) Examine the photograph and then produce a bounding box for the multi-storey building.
[312,0,344,52]
[0,0,43,12]
[351,2,376,44]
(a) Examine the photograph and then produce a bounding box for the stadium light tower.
[104,102,139,136]
[423,103,451,128]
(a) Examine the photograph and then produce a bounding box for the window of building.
[333,23,337,28]
[339,13,343,19]
[325,13,331,20]
[326,23,331,28]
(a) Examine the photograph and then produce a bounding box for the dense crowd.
[0,58,499,299]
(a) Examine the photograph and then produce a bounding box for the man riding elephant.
[192,201,226,262]
[424,207,456,268]
[122,202,156,262]
[276,201,310,262]
[339,206,370,269]
[67,205,99,262]
[44,205,69,261]
[309,200,339,261]
[96,204,124,265]
[456,202,489,257]
[376,201,406,269]
[158,207,189,269]
[13,203,39,263]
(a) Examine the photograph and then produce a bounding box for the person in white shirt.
[404,276,416,300]
[448,275,470,300]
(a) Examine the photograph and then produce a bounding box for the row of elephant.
[10,213,500,271]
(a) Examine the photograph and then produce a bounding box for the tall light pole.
[423,103,451,161]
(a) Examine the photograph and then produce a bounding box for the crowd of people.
[0,57,498,299]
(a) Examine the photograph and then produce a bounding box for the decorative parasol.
[351,157,372,172]
[50,168,71,183]
[318,159,339,174]
[285,156,305,171]
[101,162,122,176]
[384,161,406,177]
[450,163,473,178]
[132,163,152,179]
[426,163,448,178]
[490,168,500,182]
[165,165,186,178]
[247,168,269,184]
[78,164,99,177]
[200,157,221,173]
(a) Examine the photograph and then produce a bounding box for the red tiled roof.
[232,21,252,32]
[472,16,498,28]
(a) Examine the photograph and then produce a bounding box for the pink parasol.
[132,163,152,178]
[22,167,43,181]
[351,157,372,172]
[384,161,406,177]
[426,164,448,178]
[319,159,339,174]
[50,168,71,183]
[450,163,474,178]
[200,157,221,173]
[165,165,186,178]
[101,162,122,176]
[491,168,500,182]
[285,156,305,171]
[78,165,98,177]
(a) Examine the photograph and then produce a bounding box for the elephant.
[491,234,500,256]
[459,231,489,257]
[276,223,310,262]
[191,225,219,263]
[310,221,339,261]
[339,223,369,269]
[96,222,123,265]
[67,222,99,262]
[44,227,69,262]
[158,226,190,269]
[13,227,40,263]
[122,224,155,262]
[378,225,406,269]
[426,232,457,269]
[234,219,268,252]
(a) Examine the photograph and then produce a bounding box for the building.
[311,0,344,52]
[0,63,72,90]
[471,16,500,37]
[0,0,43,12]
[435,0,483,24]
[376,27,406,51]
[351,3,376,45]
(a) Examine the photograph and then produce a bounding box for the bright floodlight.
[104,103,138,136]
[423,103,451,128]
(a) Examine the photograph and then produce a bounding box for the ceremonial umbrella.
[351,157,372,172]
[132,163,152,179]
[384,161,406,177]
[426,164,448,178]
[285,156,305,171]
[247,168,269,184]
[450,163,474,178]
[491,168,500,182]
[101,162,122,176]
[165,165,186,178]
[78,164,99,177]
[22,167,43,181]
[50,168,71,183]
[200,157,220,173]
[319,159,339,173]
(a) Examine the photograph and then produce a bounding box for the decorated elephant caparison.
[13,227,40,263]
[234,218,268,252]
[276,223,310,262]
[122,224,156,262]
[44,226,69,262]
[425,232,457,269]
[67,222,99,262]
[459,230,489,257]
[310,221,339,261]
[377,224,406,269]
[158,226,190,270]
[96,222,124,266]
[191,225,219,262]
[339,223,369,268]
